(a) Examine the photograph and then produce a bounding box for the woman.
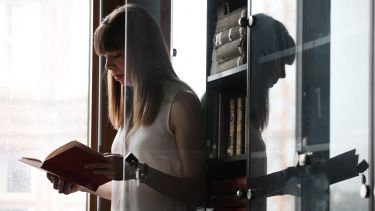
[47,4,204,211]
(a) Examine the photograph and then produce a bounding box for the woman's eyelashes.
[104,52,123,59]
[113,52,122,58]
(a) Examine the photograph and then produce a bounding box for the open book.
[19,141,110,191]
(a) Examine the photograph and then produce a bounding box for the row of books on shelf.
[206,93,248,159]
[209,176,247,210]
[210,6,247,75]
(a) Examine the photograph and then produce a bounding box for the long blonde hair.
[94,4,185,130]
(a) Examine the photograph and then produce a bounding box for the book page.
[46,141,102,160]
[20,141,109,191]
[46,141,78,159]
[19,157,43,169]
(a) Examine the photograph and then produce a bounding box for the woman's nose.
[104,58,112,71]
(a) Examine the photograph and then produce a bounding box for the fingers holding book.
[84,154,123,181]
[46,173,80,195]
[85,153,136,181]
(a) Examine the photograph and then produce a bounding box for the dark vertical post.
[295,0,304,210]
[246,0,251,210]
[301,0,331,210]
[370,0,375,209]
[88,0,100,210]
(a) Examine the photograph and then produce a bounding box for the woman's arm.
[82,181,112,200]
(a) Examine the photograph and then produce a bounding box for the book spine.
[210,49,219,76]
[207,93,219,158]
[216,56,245,73]
[215,7,247,33]
[227,98,236,156]
[215,38,246,64]
[235,97,245,155]
[215,26,247,48]
[244,96,248,155]
[218,93,228,157]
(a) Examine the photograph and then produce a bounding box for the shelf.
[208,64,247,82]
[207,64,247,93]
[208,154,246,164]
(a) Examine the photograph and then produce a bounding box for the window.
[171,0,207,99]
[0,0,90,210]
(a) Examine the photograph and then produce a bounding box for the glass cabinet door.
[248,1,298,210]
[120,1,207,211]
[249,0,372,210]
[300,0,371,210]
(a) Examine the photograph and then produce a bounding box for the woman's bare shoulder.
[169,90,203,132]
[173,90,201,108]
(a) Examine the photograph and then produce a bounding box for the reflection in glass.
[330,0,370,210]
[249,12,297,211]
[252,1,371,211]
[252,1,297,210]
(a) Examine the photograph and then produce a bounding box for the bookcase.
[202,0,375,211]
[205,0,250,210]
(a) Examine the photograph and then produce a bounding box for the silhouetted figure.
[248,14,368,211]
[248,13,296,211]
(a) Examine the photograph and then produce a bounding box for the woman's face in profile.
[104,50,132,86]
[264,60,283,88]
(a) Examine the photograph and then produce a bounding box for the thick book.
[216,56,245,73]
[235,97,245,155]
[227,98,237,156]
[217,93,229,157]
[244,96,248,155]
[215,7,247,33]
[215,38,246,64]
[19,141,110,191]
[214,26,247,48]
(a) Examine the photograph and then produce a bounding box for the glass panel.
[299,0,370,210]
[0,0,90,210]
[250,1,298,210]
[251,0,371,211]
[329,0,370,210]
[98,1,206,210]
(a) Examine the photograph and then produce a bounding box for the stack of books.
[210,7,247,75]
[206,93,247,159]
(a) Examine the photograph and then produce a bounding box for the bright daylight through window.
[0,0,90,210]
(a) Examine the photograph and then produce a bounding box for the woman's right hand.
[46,173,81,195]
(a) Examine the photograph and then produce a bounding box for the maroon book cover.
[20,141,110,191]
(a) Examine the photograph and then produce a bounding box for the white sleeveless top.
[110,81,193,211]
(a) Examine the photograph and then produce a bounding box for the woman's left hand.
[85,153,126,181]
